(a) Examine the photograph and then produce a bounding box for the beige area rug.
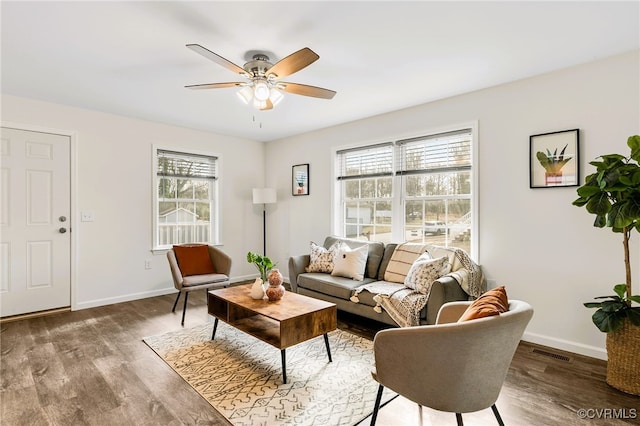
[143,322,396,426]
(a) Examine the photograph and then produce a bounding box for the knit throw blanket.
[350,246,485,327]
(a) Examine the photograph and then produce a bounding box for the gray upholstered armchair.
[370,299,533,425]
[167,245,231,325]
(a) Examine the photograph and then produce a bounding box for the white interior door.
[1,127,71,317]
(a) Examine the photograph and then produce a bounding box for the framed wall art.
[530,129,579,188]
[292,163,309,196]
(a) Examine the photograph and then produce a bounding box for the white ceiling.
[2,1,638,142]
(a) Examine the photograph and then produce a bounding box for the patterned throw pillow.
[305,241,341,273]
[404,254,451,294]
[331,244,368,281]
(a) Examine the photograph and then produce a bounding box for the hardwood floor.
[1,290,638,426]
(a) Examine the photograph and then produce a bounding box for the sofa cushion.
[297,272,376,300]
[458,286,509,322]
[331,244,368,280]
[384,242,430,283]
[172,244,215,276]
[323,236,384,279]
[404,254,451,294]
[305,241,341,273]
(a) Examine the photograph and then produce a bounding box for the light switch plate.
[81,210,95,222]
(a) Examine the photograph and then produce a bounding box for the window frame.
[332,122,479,260]
[152,145,221,252]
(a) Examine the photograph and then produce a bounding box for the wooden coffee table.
[207,284,337,383]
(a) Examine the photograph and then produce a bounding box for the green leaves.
[584,285,640,332]
[246,251,276,281]
[628,135,640,162]
[573,136,640,234]
[575,136,640,333]
[536,144,573,173]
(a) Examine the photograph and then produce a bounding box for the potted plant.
[572,134,640,395]
[247,251,276,282]
[536,144,573,185]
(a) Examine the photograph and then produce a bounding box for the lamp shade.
[252,188,277,204]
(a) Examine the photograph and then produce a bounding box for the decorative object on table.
[572,134,640,396]
[265,268,285,301]
[143,324,396,426]
[530,129,579,188]
[292,163,309,196]
[247,251,276,283]
[250,277,266,300]
[252,188,277,256]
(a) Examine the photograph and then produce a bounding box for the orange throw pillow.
[458,285,509,322]
[173,244,215,276]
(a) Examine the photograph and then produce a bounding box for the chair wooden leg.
[456,413,463,426]
[370,384,384,426]
[171,292,181,312]
[491,404,505,426]
[181,291,189,326]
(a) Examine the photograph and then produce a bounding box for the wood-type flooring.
[1,289,638,425]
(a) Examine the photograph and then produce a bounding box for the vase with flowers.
[246,251,276,300]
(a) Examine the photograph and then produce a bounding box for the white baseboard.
[74,287,176,311]
[523,331,607,361]
[74,275,258,311]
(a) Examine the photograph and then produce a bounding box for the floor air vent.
[532,348,571,362]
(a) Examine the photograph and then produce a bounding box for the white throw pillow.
[404,254,451,294]
[331,245,368,281]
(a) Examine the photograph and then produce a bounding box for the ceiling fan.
[185,44,336,111]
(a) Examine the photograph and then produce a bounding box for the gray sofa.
[288,236,469,326]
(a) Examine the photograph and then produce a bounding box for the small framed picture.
[530,129,579,188]
[292,163,309,196]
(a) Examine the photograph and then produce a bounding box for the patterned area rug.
[143,322,396,426]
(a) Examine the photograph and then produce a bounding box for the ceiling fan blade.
[266,47,319,79]
[185,82,245,90]
[186,44,249,77]
[278,82,336,99]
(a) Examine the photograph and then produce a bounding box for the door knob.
[59,227,67,234]
[59,216,67,222]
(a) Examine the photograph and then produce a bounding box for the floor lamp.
[252,188,277,256]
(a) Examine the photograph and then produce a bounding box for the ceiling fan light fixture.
[253,80,270,101]
[269,88,284,106]
[236,86,253,104]
[253,98,267,110]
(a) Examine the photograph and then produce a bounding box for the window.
[336,143,394,242]
[335,127,476,257]
[154,148,219,249]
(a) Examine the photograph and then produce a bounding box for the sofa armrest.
[288,254,310,293]
[424,276,469,324]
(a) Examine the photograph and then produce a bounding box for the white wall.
[3,51,638,360]
[265,50,640,359]
[1,95,266,309]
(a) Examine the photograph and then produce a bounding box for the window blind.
[396,129,472,176]
[157,149,218,179]
[336,142,394,180]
